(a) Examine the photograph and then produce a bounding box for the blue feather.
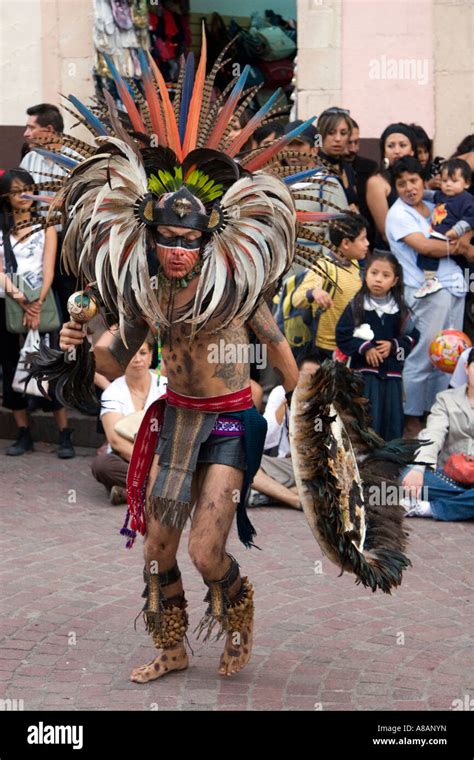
[283,116,316,143]
[283,168,320,185]
[252,88,282,122]
[103,53,136,100]
[136,47,149,76]
[179,53,195,144]
[66,94,109,137]
[31,148,79,169]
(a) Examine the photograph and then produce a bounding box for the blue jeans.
[403,287,465,416]
[422,468,474,521]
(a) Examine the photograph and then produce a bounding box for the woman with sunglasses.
[316,107,358,209]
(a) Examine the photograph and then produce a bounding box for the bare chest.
[160,322,251,396]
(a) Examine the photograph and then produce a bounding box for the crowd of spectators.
[1,99,473,522]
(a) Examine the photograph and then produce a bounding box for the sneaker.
[6,427,34,456]
[400,497,433,518]
[57,428,75,459]
[110,485,127,505]
[414,277,443,298]
[247,489,273,508]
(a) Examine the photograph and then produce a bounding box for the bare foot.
[130,643,188,683]
[218,620,253,677]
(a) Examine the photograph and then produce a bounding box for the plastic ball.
[67,291,99,324]
[429,330,472,373]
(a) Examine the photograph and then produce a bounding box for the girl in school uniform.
[336,250,419,440]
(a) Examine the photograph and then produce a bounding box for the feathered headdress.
[20,28,345,341]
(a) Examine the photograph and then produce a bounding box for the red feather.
[147,54,182,161]
[205,66,250,150]
[296,211,347,222]
[115,81,146,135]
[140,59,166,145]
[182,26,207,156]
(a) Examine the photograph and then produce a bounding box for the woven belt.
[211,416,245,436]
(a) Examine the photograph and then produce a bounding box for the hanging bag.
[12,329,49,398]
[5,275,61,334]
[257,26,296,61]
[3,235,61,335]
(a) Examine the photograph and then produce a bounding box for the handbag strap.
[2,228,18,274]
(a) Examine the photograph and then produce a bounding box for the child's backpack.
[274,272,320,360]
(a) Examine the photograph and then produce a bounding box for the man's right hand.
[59,321,84,351]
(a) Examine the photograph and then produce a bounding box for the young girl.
[336,251,419,441]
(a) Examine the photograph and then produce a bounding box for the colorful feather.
[136,48,166,145]
[103,53,146,135]
[31,148,79,170]
[205,65,250,150]
[197,36,237,141]
[244,117,317,172]
[22,194,56,204]
[147,53,182,161]
[182,27,207,156]
[173,55,186,121]
[296,210,348,223]
[102,89,143,160]
[178,52,195,144]
[283,168,322,185]
[65,94,109,137]
[227,88,283,157]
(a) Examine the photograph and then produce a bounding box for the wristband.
[306,289,315,304]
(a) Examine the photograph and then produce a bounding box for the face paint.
[155,240,201,279]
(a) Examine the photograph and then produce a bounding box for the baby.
[415,158,474,298]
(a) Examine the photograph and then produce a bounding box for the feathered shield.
[289,361,421,593]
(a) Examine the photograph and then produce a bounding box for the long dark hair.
[0,168,36,272]
[352,250,410,332]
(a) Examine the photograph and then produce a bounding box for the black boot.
[57,428,75,459]
[6,427,34,456]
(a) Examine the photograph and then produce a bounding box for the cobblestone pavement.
[0,440,472,712]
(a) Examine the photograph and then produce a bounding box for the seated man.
[248,350,322,509]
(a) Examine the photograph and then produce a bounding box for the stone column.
[296,0,342,121]
[433,0,474,157]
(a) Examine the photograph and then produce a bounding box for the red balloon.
[429,330,472,373]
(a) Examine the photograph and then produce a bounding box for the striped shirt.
[20,147,76,230]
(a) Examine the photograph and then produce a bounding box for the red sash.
[121,386,252,547]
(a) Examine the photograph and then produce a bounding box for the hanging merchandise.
[132,0,148,29]
[256,25,296,62]
[258,59,294,89]
[111,0,133,31]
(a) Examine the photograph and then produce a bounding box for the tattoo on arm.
[248,302,284,344]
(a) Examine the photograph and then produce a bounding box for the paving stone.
[0,440,472,711]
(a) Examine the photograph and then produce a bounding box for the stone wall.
[296,0,473,157]
[0,0,94,152]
